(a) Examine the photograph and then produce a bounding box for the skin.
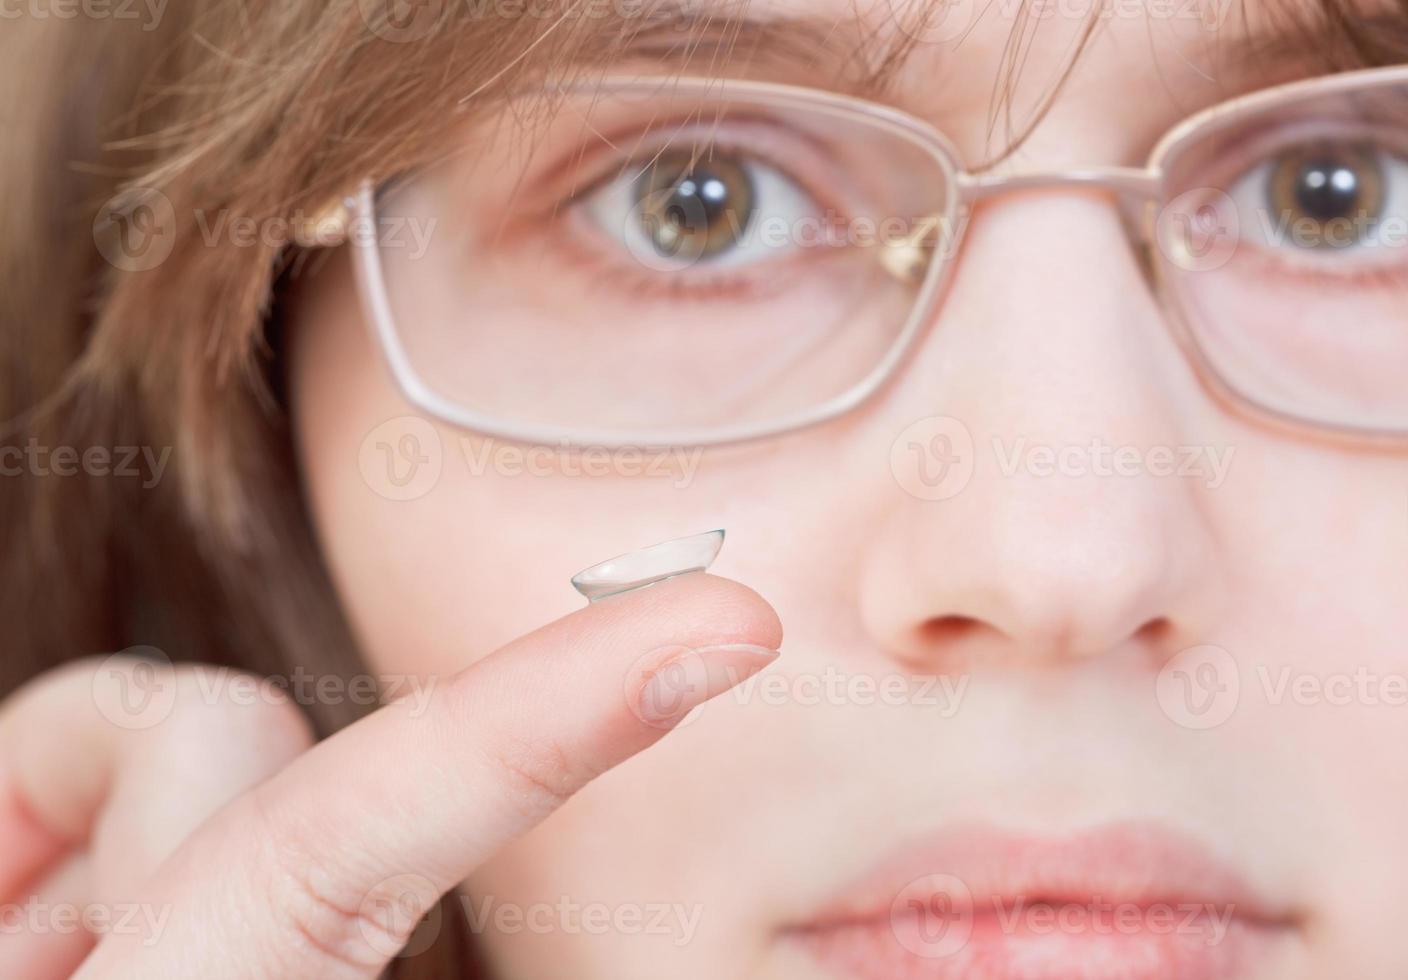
[3,0,1407,977]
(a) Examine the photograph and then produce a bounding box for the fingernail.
[633,643,779,729]
[572,530,725,603]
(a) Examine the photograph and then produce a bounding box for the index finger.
[77,572,782,979]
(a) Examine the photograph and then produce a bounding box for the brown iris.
[633,151,756,261]
[1266,143,1384,250]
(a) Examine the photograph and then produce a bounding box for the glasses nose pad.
[877,216,940,285]
[877,207,968,287]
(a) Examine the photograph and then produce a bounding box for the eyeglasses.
[339,66,1408,449]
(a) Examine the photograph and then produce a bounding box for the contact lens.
[571,529,725,602]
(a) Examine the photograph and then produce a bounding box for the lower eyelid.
[1234,252,1408,292]
[548,232,834,302]
[1232,222,1408,281]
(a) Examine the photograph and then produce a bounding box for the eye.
[1227,139,1408,256]
[581,146,817,270]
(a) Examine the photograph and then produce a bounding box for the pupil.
[1292,156,1363,222]
[666,172,733,233]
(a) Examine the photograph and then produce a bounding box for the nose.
[856,193,1227,670]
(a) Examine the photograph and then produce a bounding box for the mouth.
[785,822,1301,980]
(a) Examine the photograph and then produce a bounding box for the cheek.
[284,249,801,680]
[287,249,548,678]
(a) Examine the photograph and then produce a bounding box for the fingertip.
[584,571,783,653]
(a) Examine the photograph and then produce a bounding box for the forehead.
[606,0,1400,160]
[644,0,1394,68]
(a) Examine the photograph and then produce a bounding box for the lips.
[787,822,1299,980]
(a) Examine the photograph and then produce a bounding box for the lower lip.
[795,905,1270,980]
[788,825,1291,980]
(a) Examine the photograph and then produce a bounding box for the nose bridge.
[855,191,1222,668]
[956,167,1162,205]
[930,190,1186,463]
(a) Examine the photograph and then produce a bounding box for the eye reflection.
[634,151,757,260]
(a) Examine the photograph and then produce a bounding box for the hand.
[0,573,781,979]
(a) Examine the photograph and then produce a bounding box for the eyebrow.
[584,0,1408,96]
[585,0,915,95]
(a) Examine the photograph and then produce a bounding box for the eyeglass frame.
[339,63,1408,451]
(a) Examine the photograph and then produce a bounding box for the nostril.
[912,613,1174,665]
[917,615,984,646]
[1135,616,1174,644]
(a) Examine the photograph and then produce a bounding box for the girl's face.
[290,1,1408,976]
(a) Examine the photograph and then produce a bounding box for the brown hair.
[1,0,1405,975]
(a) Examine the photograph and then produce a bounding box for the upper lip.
[792,821,1300,932]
